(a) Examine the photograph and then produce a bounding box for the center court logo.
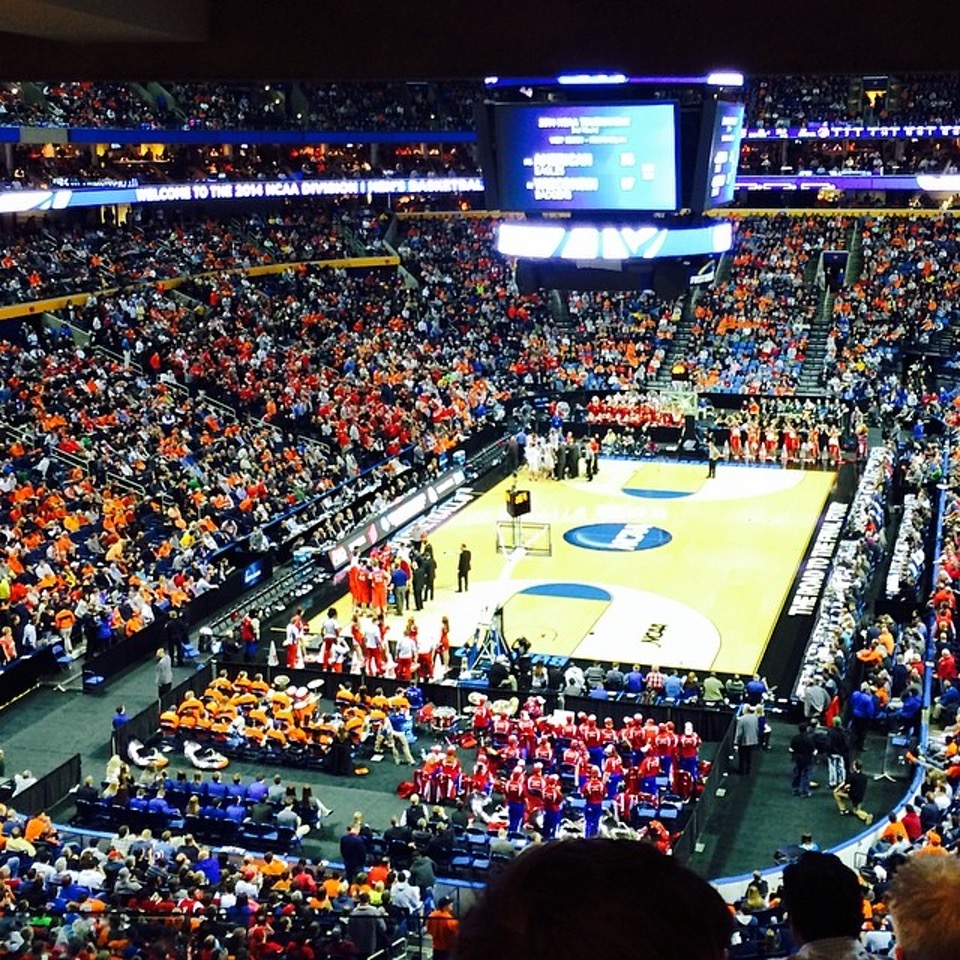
[563,523,673,552]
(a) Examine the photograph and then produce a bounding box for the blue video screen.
[494,102,679,212]
[703,101,745,208]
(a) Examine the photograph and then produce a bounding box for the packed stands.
[825,215,960,401]
[39,82,161,129]
[685,215,849,394]
[745,75,859,128]
[0,210,354,306]
[299,81,481,132]
[0,76,959,137]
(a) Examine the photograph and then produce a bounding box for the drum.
[432,706,458,731]
[307,678,324,692]
[274,674,291,691]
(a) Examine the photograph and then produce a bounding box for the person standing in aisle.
[424,897,459,960]
[165,610,187,667]
[734,704,760,774]
[156,647,173,701]
[790,723,816,797]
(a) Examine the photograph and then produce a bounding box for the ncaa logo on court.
[563,523,672,552]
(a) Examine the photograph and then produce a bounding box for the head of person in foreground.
[453,838,733,960]
[888,854,960,960]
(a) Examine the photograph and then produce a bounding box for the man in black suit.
[457,544,471,592]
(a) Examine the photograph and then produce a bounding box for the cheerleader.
[855,421,868,461]
[362,618,382,676]
[415,625,436,682]
[809,424,822,464]
[394,618,417,681]
[729,420,743,460]
[541,437,556,480]
[745,423,760,464]
[763,426,779,463]
[525,435,541,479]
[784,423,800,464]
[284,608,306,670]
[437,615,451,671]
[347,557,364,611]
[828,427,841,466]
[320,606,340,670]
[376,612,391,672]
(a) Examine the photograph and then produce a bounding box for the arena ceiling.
[0,0,942,80]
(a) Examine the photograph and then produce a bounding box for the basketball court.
[321,458,836,676]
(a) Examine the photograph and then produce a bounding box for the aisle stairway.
[651,251,733,388]
[796,220,862,393]
[796,289,834,393]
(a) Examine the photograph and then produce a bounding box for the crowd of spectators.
[0,205,958,695]
[3,76,960,133]
[0,209,355,306]
[0,795,447,960]
[0,80,486,133]
[739,139,960,177]
[743,73,960,129]
[299,81,481,132]
[38,82,162,130]
[743,75,862,128]
[825,215,960,401]
[877,73,960,126]
[165,83,294,132]
[684,215,849,393]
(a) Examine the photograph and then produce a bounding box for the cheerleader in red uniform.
[784,423,800,464]
[763,426,779,462]
[810,424,822,464]
[361,619,382,677]
[729,421,743,460]
[416,746,444,804]
[376,613,390,673]
[285,608,306,670]
[828,427,841,466]
[437,615,451,670]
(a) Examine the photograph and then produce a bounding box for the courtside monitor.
[492,101,680,213]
